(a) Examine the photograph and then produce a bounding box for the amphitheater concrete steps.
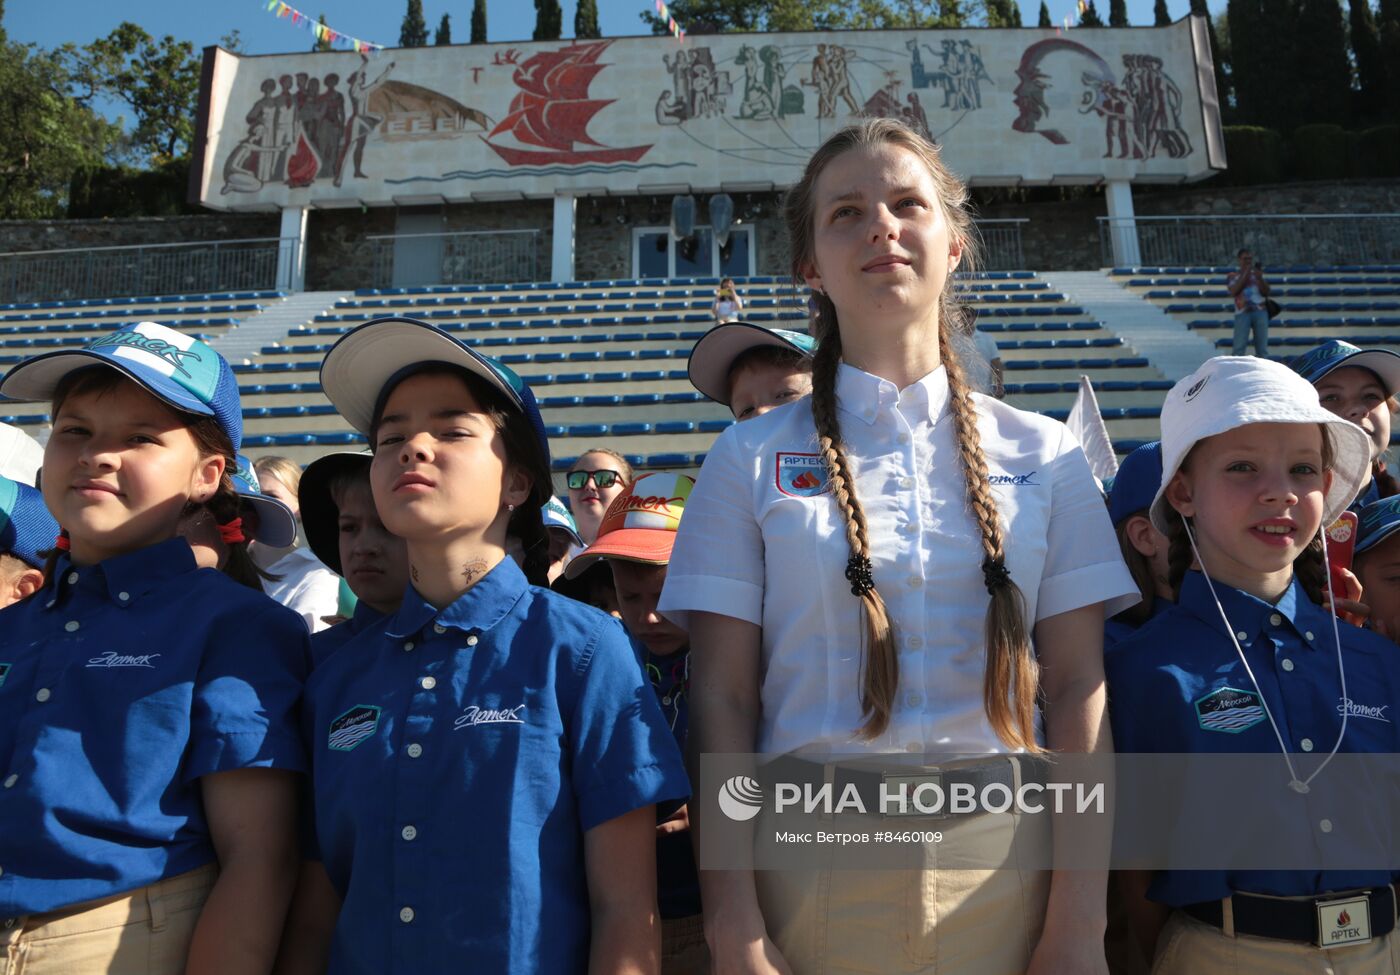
[1042,271,1217,382]
[212,290,352,364]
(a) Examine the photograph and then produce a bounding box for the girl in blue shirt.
[1106,355,1400,973]
[284,317,689,975]
[0,322,309,975]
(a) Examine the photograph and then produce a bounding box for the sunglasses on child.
[567,469,623,490]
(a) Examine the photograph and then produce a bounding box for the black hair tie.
[982,557,1012,595]
[845,554,875,597]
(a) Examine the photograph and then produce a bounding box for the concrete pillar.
[551,193,576,283]
[1104,180,1142,267]
[277,205,308,293]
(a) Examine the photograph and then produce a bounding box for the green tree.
[1154,0,1171,21]
[221,29,246,53]
[645,0,980,32]
[471,0,488,41]
[1109,0,1129,25]
[534,0,563,38]
[1078,0,1105,25]
[1009,0,1022,22]
[435,13,452,43]
[0,40,117,217]
[575,0,601,36]
[1349,0,1385,119]
[400,0,429,46]
[63,23,200,165]
[1292,0,1351,124]
[1039,0,1053,25]
[313,14,333,52]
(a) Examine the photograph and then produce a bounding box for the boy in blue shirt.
[0,474,59,608]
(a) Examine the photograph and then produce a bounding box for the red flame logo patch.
[1338,909,1351,926]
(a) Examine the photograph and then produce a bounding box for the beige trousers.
[1153,909,1400,975]
[755,770,1052,975]
[0,863,217,975]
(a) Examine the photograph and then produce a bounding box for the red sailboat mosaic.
[483,41,652,166]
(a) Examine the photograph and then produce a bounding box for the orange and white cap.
[563,471,694,578]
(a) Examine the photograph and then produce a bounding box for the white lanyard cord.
[1181,518,1349,795]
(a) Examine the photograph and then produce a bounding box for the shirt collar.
[1176,571,1330,650]
[385,556,529,641]
[834,361,950,427]
[45,537,198,610]
[1348,477,1380,514]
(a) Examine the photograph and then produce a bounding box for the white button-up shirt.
[659,363,1138,756]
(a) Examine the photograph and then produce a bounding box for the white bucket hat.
[1150,356,1372,535]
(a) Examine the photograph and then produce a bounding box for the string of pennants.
[1060,0,1090,30]
[262,0,385,53]
[653,0,686,40]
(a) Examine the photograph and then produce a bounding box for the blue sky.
[7,0,1222,57]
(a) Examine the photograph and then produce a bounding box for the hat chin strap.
[1181,516,1349,795]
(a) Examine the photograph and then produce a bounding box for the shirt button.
[905,741,923,753]
[1305,631,1315,642]
[1269,613,1283,626]
[1281,659,1295,672]
[402,641,415,652]
[905,692,923,708]
[1320,819,1333,833]
[899,476,914,490]
[1301,738,1314,752]
[897,433,911,445]
[35,688,51,703]
[118,592,129,603]
[64,621,79,633]
[420,676,437,690]
[1234,630,1248,641]
[3,774,17,789]
[902,523,918,536]
[432,623,446,635]
[406,743,423,758]
[401,825,418,841]
[66,572,78,585]
[399,906,415,923]
[907,575,922,588]
[466,634,479,647]
[906,635,923,650]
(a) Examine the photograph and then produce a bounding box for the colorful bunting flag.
[258,0,383,53]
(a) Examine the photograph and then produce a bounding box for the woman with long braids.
[659,119,1138,974]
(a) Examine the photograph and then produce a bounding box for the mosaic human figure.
[334,56,395,186]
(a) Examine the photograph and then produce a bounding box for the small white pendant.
[1288,779,1311,795]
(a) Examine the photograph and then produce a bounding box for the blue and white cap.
[0,474,60,569]
[1107,441,1163,527]
[319,317,550,467]
[542,495,583,548]
[1289,340,1400,397]
[1355,496,1400,556]
[688,322,817,406]
[229,454,298,549]
[0,322,244,453]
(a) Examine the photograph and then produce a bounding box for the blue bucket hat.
[0,474,60,569]
[229,454,299,549]
[319,317,550,467]
[687,322,817,406]
[0,322,244,453]
[1107,441,1163,527]
[1355,495,1400,556]
[1289,340,1400,397]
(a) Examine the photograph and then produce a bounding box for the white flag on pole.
[1066,374,1119,483]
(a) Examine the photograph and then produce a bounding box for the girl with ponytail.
[0,323,308,975]
[660,119,1138,975]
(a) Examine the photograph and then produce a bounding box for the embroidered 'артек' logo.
[454,704,526,731]
[86,652,161,669]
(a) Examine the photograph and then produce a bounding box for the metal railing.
[975,219,1028,271]
[0,237,296,305]
[1098,214,1400,268]
[365,229,543,288]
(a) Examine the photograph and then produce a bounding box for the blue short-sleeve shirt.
[305,557,689,975]
[0,538,309,916]
[1106,571,1400,905]
[310,602,387,670]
